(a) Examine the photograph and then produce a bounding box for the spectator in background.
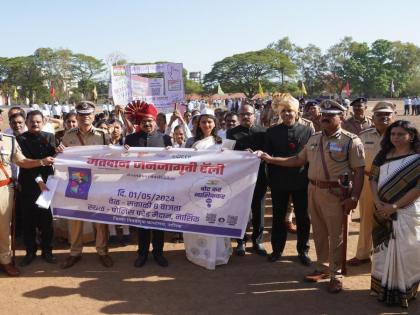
[156,113,167,134]
[108,119,130,245]
[51,102,62,119]
[403,97,411,116]
[411,96,417,115]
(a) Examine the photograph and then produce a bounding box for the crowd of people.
[0,94,418,308]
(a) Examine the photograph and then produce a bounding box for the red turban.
[125,100,158,124]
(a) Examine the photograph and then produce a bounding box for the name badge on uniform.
[329,142,344,152]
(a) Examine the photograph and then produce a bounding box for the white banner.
[51,146,260,238]
[111,63,185,113]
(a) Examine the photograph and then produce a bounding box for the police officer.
[348,101,396,266]
[341,97,373,135]
[259,100,365,293]
[226,104,267,256]
[124,102,172,267]
[60,101,114,269]
[0,109,55,276]
[264,94,313,265]
[303,100,322,132]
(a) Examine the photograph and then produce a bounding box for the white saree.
[371,154,420,307]
[183,136,236,270]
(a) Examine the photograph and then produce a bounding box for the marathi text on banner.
[51,146,260,238]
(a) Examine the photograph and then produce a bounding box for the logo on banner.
[65,167,92,200]
[189,178,231,209]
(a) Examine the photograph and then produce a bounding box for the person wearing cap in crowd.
[0,108,55,277]
[226,104,268,257]
[124,102,172,268]
[264,93,313,265]
[347,101,396,267]
[303,100,322,132]
[60,101,114,269]
[258,99,365,293]
[341,97,373,135]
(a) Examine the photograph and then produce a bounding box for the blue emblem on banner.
[65,167,92,200]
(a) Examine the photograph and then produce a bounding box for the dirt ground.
[0,100,419,315]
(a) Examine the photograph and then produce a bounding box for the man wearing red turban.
[124,102,172,267]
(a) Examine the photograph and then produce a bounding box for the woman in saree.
[369,120,420,308]
[183,110,236,270]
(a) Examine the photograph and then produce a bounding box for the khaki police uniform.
[298,117,315,133]
[298,108,365,278]
[354,127,381,259]
[341,116,373,135]
[353,102,394,260]
[62,125,110,257]
[0,133,25,264]
[310,116,322,132]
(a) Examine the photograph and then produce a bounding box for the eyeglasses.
[239,112,254,117]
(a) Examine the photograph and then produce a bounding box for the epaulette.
[93,127,106,134]
[300,117,313,125]
[359,127,375,135]
[67,127,79,133]
[310,131,322,138]
[341,129,359,139]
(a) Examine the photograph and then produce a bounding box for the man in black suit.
[227,104,267,256]
[264,94,313,265]
[17,110,57,266]
[124,103,172,267]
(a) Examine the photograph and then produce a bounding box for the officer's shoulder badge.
[341,129,358,139]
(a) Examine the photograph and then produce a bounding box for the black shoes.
[298,252,312,266]
[134,253,168,267]
[153,254,168,267]
[267,252,281,262]
[19,253,36,267]
[252,243,267,256]
[41,252,57,264]
[134,254,148,268]
[236,243,246,256]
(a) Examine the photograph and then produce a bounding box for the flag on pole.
[301,82,307,96]
[50,82,56,98]
[258,82,264,97]
[13,87,18,100]
[390,80,395,93]
[92,85,98,101]
[343,81,351,97]
[217,83,224,95]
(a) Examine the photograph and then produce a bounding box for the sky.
[2,0,420,75]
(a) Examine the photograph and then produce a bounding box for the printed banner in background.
[51,146,260,238]
[111,63,185,113]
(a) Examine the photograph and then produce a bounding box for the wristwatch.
[350,196,358,202]
[392,204,398,209]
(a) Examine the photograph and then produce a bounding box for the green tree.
[204,49,290,98]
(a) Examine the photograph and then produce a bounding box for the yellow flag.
[217,83,224,95]
[258,82,264,97]
[92,85,98,100]
[301,82,307,95]
[13,87,18,100]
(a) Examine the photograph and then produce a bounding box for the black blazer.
[17,131,56,193]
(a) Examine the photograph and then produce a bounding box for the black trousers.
[137,228,164,256]
[270,187,310,255]
[21,192,53,255]
[238,170,267,245]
